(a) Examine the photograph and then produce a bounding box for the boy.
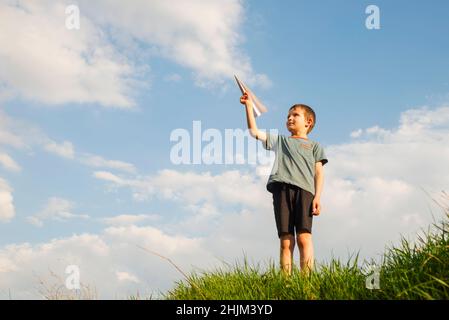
[240,92,328,275]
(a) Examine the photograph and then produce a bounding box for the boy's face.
[286,107,311,134]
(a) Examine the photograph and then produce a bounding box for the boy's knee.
[280,242,292,251]
[280,234,294,251]
[296,232,312,248]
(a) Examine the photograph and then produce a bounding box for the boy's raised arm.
[240,93,267,143]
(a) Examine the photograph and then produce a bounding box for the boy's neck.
[290,131,308,140]
[290,134,308,140]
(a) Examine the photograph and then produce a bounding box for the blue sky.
[1,0,449,298]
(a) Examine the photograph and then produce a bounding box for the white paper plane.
[234,75,268,117]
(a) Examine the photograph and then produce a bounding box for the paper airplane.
[234,75,268,117]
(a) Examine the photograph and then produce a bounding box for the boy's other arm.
[312,161,324,215]
[240,93,267,143]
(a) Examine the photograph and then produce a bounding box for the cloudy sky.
[1,0,449,299]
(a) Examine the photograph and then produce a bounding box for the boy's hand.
[312,197,321,216]
[240,91,266,142]
[240,92,250,106]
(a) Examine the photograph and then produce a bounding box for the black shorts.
[270,182,314,237]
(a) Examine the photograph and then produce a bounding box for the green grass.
[165,212,449,300]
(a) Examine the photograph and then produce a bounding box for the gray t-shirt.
[263,133,328,195]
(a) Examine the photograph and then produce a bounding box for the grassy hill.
[165,211,449,300]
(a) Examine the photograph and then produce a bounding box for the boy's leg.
[296,231,314,273]
[280,233,295,275]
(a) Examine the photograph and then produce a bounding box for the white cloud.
[27,197,89,227]
[0,227,211,299]
[0,152,21,172]
[104,225,204,256]
[316,105,449,260]
[101,214,160,226]
[0,0,268,109]
[0,233,110,298]
[0,1,137,108]
[0,255,17,273]
[79,154,136,173]
[350,129,363,138]
[0,110,137,173]
[93,171,129,186]
[116,271,139,283]
[94,169,269,209]
[44,141,75,159]
[41,138,137,173]
[0,177,15,222]
[0,110,30,149]
[327,105,449,190]
[80,0,270,88]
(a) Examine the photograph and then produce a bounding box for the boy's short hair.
[289,104,316,134]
